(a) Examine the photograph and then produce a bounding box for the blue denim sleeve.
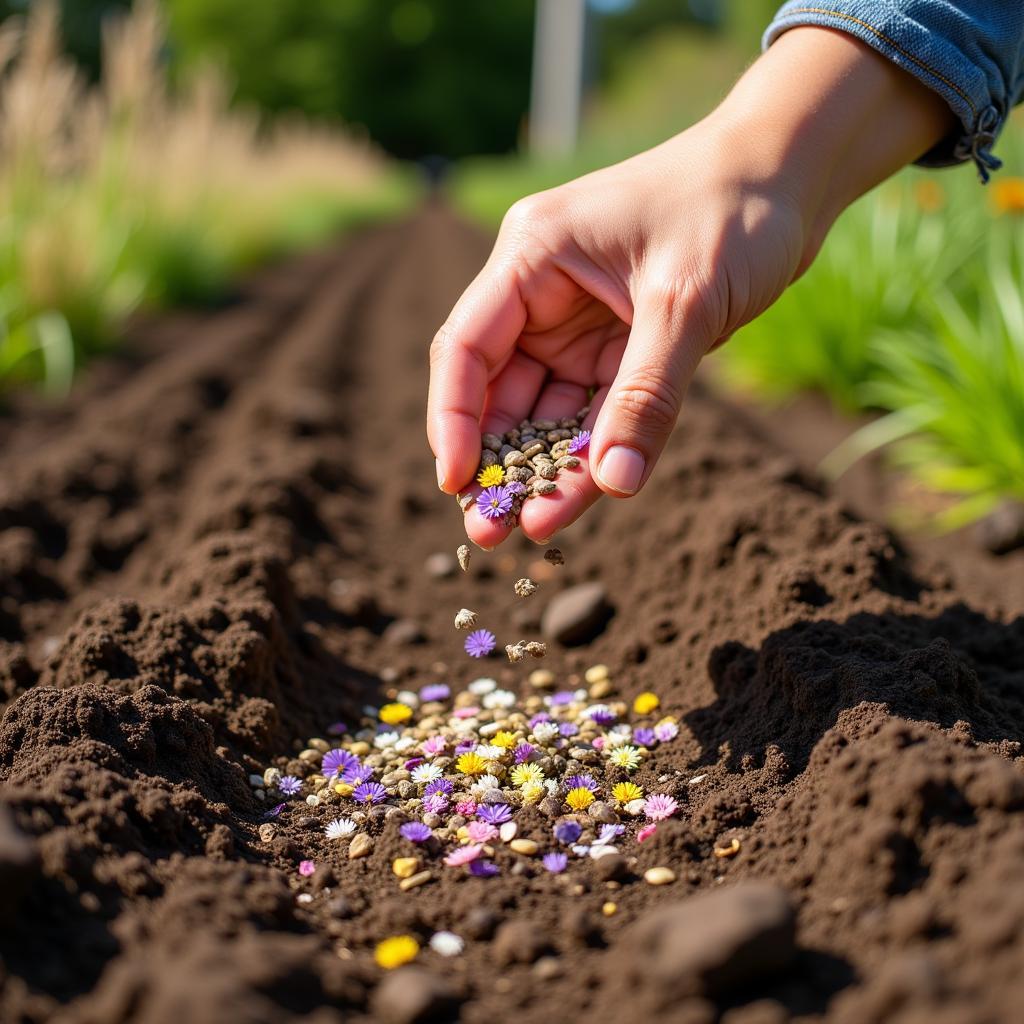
[764,2,1024,181]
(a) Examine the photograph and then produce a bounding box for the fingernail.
[597,445,645,494]
[435,458,445,491]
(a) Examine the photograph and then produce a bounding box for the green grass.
[0,2,415,394]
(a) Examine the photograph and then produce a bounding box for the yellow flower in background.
[379,702,413,726]
[491,730,517,749]
[375,935,420,969]
[510,762,544,788]
[565,786,595,811]
[612,781,643,804]
[992,176,1024,215]
[633,691,660,715]
[477,464,505,487]
[912,178,945,213]
[456,751,487,776]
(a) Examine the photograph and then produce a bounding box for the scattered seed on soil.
[644,867,676,885]
[399,870,434,891]
[714,838,742,858]
[514,578,537,598]
[348,833,374,859]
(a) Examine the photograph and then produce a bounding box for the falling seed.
[505,643,526,664]
[544,548,564,566]
[524,642,547,659]
[454,608,478,630]
[514,578,537,598]
[456,545,471,572]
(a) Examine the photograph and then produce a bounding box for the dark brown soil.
[1,205,1022,1024]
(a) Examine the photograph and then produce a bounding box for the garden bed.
[1,207,1022,1024]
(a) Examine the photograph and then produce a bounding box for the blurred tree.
[0,0,132,79]
[165,0,536,159]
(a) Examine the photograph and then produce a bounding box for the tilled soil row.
[1,207,1022,1024]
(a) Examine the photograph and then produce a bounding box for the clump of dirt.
[0,208,1022,1024]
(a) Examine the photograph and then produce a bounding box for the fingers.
[590,280,713,497]
[427,265,526,494]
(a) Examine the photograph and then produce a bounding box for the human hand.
[428,28,952,549]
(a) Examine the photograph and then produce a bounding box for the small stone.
[425,552,457,579]
[623,883,796,1002]
[544,547,565,566]
[348,833,374,859]
[644,867,676,886]
[588,802,618,825]
[510,839,538,856]
[499,821,518,842]
[529,669,556,690]
[493,920,553,966]
[602,902,618,917]
[258,823,277,843]
[371,966,458,1024]
[624,799,646,816]
[533,956,562,980]
[589,679,613,699]
[456,545,471,572]
[542,582,614,646]
[514,578,537,598]
[398,781,416,799]
[584,664,610,684]
[539,796,562,818]
[454,608,477,630]
[399,870,433,891]
[595,853,628,882]
[464,907,500,940]
[393,857,421,879]
[383,619,425,646]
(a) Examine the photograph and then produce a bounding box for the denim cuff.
[764,2,1019,181]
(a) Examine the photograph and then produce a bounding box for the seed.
[505,643,526,664]
[529,669,556,690]
[555,456,580,470]
[533,418,557,431]
[510,839,538,856]
[399,870,433,891]
[530,480,556,496]
[393,857,421,878]
[299,749,322,763]
[479,449,499,469]
[506,465,532,484]
[456,545,471,572]
[644,867,676,886]
[514,578,537,598]
[550,439,572,459]
[575,405,590,421]
[504,449,528,468]
[454,608,477,630]
[535,461,557,480]
[584,664,610,684]
[521,440,547,459]
[524,642,547,659]
[544,548,565,566]
[482,432,503,452]
[714,838,742,859]
[500,821,518,842]
[258,823,277,843]
[457,492,475,512]
[348,833,374,859]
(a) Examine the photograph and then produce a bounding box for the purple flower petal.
[477,485,514,521]
[464,629,496,658]
[543,852,568,873]
[400,821,433,843]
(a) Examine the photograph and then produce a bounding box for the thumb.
[590,280,714,496]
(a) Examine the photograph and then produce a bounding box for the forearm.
[690,27,955,268]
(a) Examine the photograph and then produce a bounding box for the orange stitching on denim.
[779,7,977,117]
